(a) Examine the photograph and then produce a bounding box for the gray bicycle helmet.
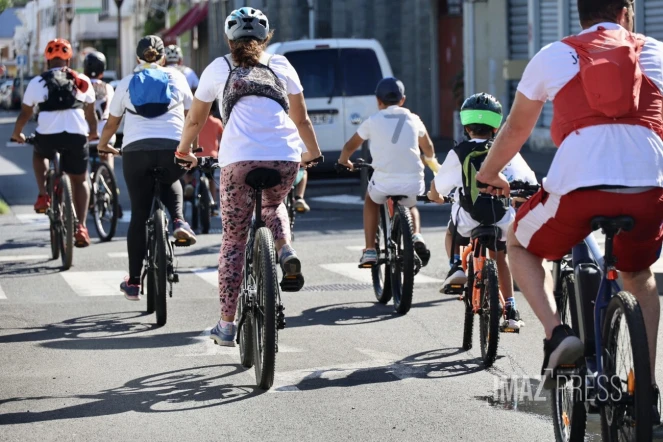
[165,45,183,64]
[225,7,269,41]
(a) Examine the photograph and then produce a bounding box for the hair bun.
[143,47,159,62]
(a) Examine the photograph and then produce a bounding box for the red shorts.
[513,187,663,272]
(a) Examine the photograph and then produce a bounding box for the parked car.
[266,39,393,170]
[11,76,35,109]
[0,79,13,109]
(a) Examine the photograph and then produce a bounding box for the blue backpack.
[127,68,177,118]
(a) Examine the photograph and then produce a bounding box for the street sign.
[16,55,27,67]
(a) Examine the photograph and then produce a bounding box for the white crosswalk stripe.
[0,284,6,300]
[0,254,49,262]
[107,252,128,258]
[193,267,217,287]
[15,213,49,226]
[60,271,126,296]
[320,263,442,284]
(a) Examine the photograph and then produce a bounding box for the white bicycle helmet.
[225,7,269,41]
[165,44,183,64]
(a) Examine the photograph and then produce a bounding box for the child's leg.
[364,196,380,250]
[490,248,514,300]
[295,169,307,198]
[410,206,421,235]
[445,228,453,260]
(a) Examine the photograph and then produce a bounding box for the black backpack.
[453,139,508,225]
[39,69,84,112]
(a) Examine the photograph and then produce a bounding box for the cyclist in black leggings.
[98,35,196,300]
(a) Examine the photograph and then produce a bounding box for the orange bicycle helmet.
[44,39,73,61]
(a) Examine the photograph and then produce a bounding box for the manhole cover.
[301,283,373,292]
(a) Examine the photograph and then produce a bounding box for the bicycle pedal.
[173,238,192,247]
[442,284,464,295]
[500,326,520,334]
[280,274,304,292]
[35,208,47,214]
[172,273,179,283]
[554,366,579,377]
[358,263,375,269]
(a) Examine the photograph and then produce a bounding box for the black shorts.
[448,219,506,252]
[34,132,89,175]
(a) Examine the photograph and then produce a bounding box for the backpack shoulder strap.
[223,55,234,71]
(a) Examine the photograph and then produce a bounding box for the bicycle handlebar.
[334,158,372,173]
[416,194,454,204]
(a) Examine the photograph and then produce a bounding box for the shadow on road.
[0,311,202,350]
[279,348,485,392]
[0,364,263,425]
[286,298,457,328]
[0,260,60,278]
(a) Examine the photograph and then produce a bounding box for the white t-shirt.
[195,53,304,167]
[90,79,114,136]
[434,139,538,200]
[517,22,663,195]
[357,105,427,184]
[109,63,193,146]
[23,69,96,136]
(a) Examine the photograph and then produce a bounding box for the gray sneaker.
[359,249,378,268]
[280,245,304,292]
[210,321,236,347]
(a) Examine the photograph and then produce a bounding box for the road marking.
[15,213,49,226]
[107,252,128,258]
[0,284,6,299]
[319,262,443,284]
[193,267,217,287]
[0,155,26,176]
[0,254,49,262]
[60,271,126,296]
[311,194,364,206]
[345,246,365,251]
[295,217,342,223]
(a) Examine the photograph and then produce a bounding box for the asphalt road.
[1,111,662,442]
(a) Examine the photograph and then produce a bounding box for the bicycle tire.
[59,174,74,271]
[92,162,119,242]
[153,209,168,326]
[600,291,652,442]
[462,258,474,351]
[145,230,156,314]
[551,273,587,442]
[252,227,278,389]
[390,204,415,314]
[285,188,296,242]
[371,208,392,304]
[198,177,212,234]
[479,259,500,367]
[47,170,60,261]
[238,295,254,369]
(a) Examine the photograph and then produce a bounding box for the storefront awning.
[160,2,209,40]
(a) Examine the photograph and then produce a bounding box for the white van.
[266,39,393,168]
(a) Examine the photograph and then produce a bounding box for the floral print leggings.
[218,160,300,317]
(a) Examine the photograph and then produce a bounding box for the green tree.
[0,0,13,14]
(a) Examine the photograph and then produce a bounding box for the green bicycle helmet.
[460,93,503,129]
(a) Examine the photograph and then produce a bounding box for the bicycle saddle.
[471,225,503,241]
[245,168,282,190]
[590,216,635,234]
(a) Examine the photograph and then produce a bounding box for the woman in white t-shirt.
[175,7,322,346]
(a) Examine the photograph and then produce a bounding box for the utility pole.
[114,0,124,77]
[307,0,315,39]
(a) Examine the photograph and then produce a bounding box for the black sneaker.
[504,303,525,330]
[541,324,584,389]
[412,234,430,267]
[442,261,467,288]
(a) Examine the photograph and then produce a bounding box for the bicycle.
[550,217,653,441]
[87,140,120,241]
[420,180,540,367]
[235,155,323,389]
[336,159,419,315]
[182,168,215,234]
[9,135,75,270]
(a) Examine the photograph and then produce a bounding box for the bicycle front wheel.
[551,273,587,442]
[479,259,500,368]
[252,226,278,389]
[152,209,168,326]
[92,162,119,242]
[371,208,392,304]
[462,257,475,351]
[600,291,652,442]
[59,174,74,270]
[390,204,415,314]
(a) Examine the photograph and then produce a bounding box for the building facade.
[207,0,463,139]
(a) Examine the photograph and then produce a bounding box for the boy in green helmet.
[427,93,538,330]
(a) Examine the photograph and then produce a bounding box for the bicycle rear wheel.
[252,227,278,389]
[59,174,74,270]
[462,258,475,351]
[600,291,652,442]
[371,208,392,304]
[390,204,415,314]
[479,258,500,367]
[152,209,168,326]
[198,177,212,234]
[145,229,156,314]
[47,170,60,261]
[92,163,119,242]
[551,273,587,442]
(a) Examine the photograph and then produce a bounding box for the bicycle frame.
[461,238,507,314]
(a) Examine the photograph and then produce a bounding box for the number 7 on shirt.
[384,114,407,144]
